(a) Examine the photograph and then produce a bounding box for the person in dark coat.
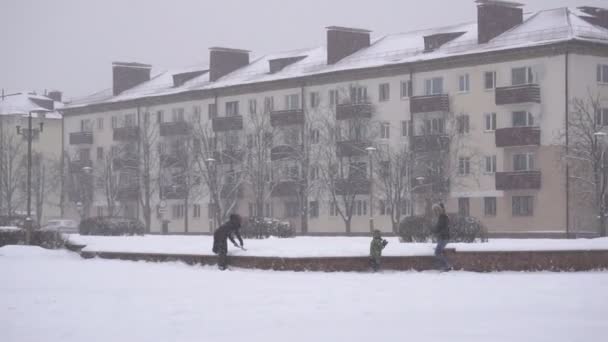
[212,214,244,270]
[369,229,389,272]
[433,203,451,271]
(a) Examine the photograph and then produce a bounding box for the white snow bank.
[0,245,75,259]
[67,235,608,257]
[0,226,21,231]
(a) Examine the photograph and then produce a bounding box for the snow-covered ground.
[67,234,608,257]
[1,245,607,342]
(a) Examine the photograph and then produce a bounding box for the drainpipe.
[565,49,570,238]
[136,104,141,224]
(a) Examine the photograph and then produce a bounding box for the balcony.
[69,131,93,145]
[334,178,370,196]
[69,159,93,173]
[113,126,139,141]
[160,121,192,137]
[271,180,299,197]
[495,127,541,147]
[411,177,450,194]
[212,115,243,132]
[495,84,541,105]
[213,149,245,164]
[336,140,372,158]
[270,109,304,127]
[412,135,450,153]
[113,156,138,170]
[336,103,373,120]
[495,171,541,191]
[116,185,139,201]
[160,153,187,168]
[161,184,188,200]
[410,94,449,114]
[271,145,303,161]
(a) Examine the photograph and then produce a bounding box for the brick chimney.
[47,90,62,102]
[476,0,524,44]
[112,62,152,96]
[209,47,250,82]
[326,26,371,64]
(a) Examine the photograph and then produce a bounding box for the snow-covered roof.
[65,7,608,110]
[0,92,63,119]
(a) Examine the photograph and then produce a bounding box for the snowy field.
[67,234,608,257]
[1,245,607,342]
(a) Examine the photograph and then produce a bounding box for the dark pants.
[370,256,381,272]
[434,239,451,270]
[212,239,228,270]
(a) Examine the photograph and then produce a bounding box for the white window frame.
[285,94,300,110]
[512,111,534,127]
[512,196,534,216]
[193,204,201,218]
[596,108,608,126]
[329,89,339,106]
[400,80,412,99]
[97,118,104,131]
[225,101,239,116]
[172,108,185,122]
[598,64,608,84]
[310,92,320,108]
[248,99,257,115]
[484,197,497,217]
[424,77,444,95]
[484,112,497,131]
[511,66,535,86]
[484,71,496,90]
[401,120,411,137]
[458,157,471,176]
[457,115,470,134]
[380,122,390,139]
[458,198,470,216]
[379,83,390,102]
[513,153,535,172]
[458,74,470,93]
[264,96,274,113]
[484,155,497,174]
[350,86,368,104]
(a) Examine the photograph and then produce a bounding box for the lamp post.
[206,157,217,232]
[16,110,45,245]
[81,166,93,219]
[365,146,377,232]
[594,131,607,236]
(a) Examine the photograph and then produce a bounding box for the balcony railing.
[412,135,450,153]
[411,177,450,194]
[334,178,370,196]
[113,156,138,170]
[113,126,140,141]
[271,180,299,197]
[270,109,305,126]
[271,145,303,161]
[69,159,93,173]
[213,149,245,164]
[495,127,541,147]
[410,94,449,113]
[495,84,541,105]
[69,131,93,145]
[495,171,541,190]
[212,115,243,132]
[160,153,187,168]
[116,185,139,201]
[159,121,192,137]
[336,103,373,120]
[336,139,372,158]
[161,184,187,200]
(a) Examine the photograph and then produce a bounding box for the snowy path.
[67,235,608,257]
[1,246,607,342]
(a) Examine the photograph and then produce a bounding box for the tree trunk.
[184,196,189,234]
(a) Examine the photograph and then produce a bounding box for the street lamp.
[206,157,217,232]
[16,110,47,245]
[365,146,377,232]
[81,166,93,219]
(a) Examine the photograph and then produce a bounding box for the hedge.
[398,214,488,243]
[79,216,145,236]
[240,217,295,239]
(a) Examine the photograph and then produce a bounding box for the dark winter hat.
[229,214,241,225]
[373,229,382,237]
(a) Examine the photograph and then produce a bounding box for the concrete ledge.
[79,248,608,272]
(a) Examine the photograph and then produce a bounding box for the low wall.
[79,248,608,272]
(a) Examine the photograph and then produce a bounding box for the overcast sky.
[0,0,603,100]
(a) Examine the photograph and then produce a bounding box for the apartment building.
[0,90,64,224]
[61,1,608,236]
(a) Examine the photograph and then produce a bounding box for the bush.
[399,214,488,243]
[0,227,24,247]
[240,217,295,239]
[0,228,68,249]
[79,216,145,236]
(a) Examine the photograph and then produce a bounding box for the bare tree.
[0,120,25,216]
[560,92,608,237]
[137,110,159,233]
[244,107,274,219]
[29,152,61,224]
[97,152,122,217]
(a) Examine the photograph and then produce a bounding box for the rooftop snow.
[0,92,63,119]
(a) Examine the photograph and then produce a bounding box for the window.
[595,108,608,126]
[513,153,534,171]
[330,202,338,216]
[329,89,339,106]
[193,204,201,218]
[124,113,136,127]
[484,71,496,90]
[265,203,273,217]
[458,74,470,92]
[310,129,320,144]
[192,106,202,122]
[484,197,497,216]
[349,162,367,179]
[512,111,534,127]
[401,199,412,216]
[96,147,104,161]
[172,204,185,219]
[80,119,93,132]
[424,118,445,134]
[511,66,535,86]
[350,86,368,104]
[172,108,185,122]
[264,96,274,113]
[310,92,320,108]
[96,206,104,217]
[485,155,497,174]
[208,104,217,119]
[400,80,412,98]
[513,196,534,216]
[285,94,300,110]
[484,112,497,131]
[457,115,470,134]
[355,200,368,216]
[458,198,470,216]
[310,166,319,180]
[379,83,390,102]
[309,201,319,218]
[157,110,164,124]
[143,112,150,125]
[598,64,608,84]
[225,101,239,116]
[248,203,255,217]
[379,200,387,216]
[248,99,257,115]
[380,122,390,139]
[286,202,299,217]
[401,120,411,137]
[424,77,443,95]
[458,157,470,175]
[97,118,104,130]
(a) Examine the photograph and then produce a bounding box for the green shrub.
[0,228,68,249]
[79,216,145,236]
[399,214,488,243]
[241,217,295,239]
[0,227,24,247]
